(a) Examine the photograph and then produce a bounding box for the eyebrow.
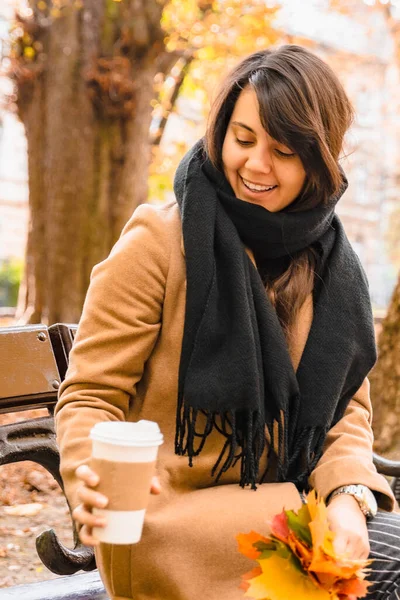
[231,121,256,134]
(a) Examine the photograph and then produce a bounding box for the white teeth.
[242,177,276,192]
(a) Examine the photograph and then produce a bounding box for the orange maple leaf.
[239,566,262,592]
[334,576,371,596]
[287,530,313,568]
[236,530,270,560]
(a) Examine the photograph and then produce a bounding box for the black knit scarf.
[173,138,377,490]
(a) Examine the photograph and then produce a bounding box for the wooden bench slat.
[0,326,60,405]
[0,571,109,600]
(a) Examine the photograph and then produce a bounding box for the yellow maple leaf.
[307,490,336,560]
[244,554,332,600]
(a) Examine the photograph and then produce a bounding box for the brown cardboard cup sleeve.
[90,457,156,511]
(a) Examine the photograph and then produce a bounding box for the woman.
[55,45,399,600]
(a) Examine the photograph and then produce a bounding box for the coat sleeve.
[55,203,171,511]
[308,377,395,511]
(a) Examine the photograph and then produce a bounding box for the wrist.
[328,492,364,514]
[328,484,377,519]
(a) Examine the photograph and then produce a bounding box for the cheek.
[221,141,228,166]
[222,140,242,173]
[298,169,307,190]
[284,165,306,190]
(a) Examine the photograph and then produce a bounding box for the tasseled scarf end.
[175,397,328,492]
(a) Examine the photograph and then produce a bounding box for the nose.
[245,148,273,174]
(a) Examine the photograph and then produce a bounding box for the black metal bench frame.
[0,323,399,599]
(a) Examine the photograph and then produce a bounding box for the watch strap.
[328,484,377,519]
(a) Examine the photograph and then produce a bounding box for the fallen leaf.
[244,554,330,600]
[334,576,370,596]
[270,511,289,543]
[286,503,312,547]
[239,566,262,592]
[287,530,313,567]
[307,490,335,561]
[236,531,270,560]
[3,503,44,517]
[10,529,33,537]
[238,491,371,600]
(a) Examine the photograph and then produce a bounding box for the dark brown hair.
[204,44,354,338]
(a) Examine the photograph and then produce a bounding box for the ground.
[0,409,74,588]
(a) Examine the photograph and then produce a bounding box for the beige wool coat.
[55,200,395,600]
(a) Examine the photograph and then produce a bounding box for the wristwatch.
[328,484,378,519]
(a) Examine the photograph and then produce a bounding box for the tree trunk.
[370,272,400,455]
[14,0,167,324]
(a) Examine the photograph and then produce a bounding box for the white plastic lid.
[90,420,164,447]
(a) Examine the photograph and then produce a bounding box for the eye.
[275,149,295,158]
[235,138,253,146]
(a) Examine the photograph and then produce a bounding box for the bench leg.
[0,416,96,575]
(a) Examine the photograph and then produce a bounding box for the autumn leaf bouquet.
[236,491,371,600]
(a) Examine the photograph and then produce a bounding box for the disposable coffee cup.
[89,420,163,544]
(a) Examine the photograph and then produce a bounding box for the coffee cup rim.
[90,420,164,447]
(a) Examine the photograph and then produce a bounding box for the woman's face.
[222,87,306,212]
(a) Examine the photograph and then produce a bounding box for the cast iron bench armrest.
[373,453,400,477]
[373,453,400,502]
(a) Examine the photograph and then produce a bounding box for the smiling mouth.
[240,176,277,194]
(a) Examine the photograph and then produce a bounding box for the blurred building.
[275,0,399,308]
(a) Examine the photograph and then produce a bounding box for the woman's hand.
[73,464,162,546]
[326,493,370,560]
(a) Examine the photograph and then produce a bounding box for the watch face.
[359,486,378,516]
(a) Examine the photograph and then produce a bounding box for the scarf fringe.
[175,394,266,489]
[175,393,327,490]
[286,425,327,490]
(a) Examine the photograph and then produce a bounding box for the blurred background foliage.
[0,258,23,307]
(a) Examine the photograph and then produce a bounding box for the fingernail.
[97,496,108,507]
[95,519,106,527]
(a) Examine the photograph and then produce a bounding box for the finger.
[150,475,161,495]
[333,533,349,557]
[352,539,370,561]
[342,535,370,561]
[79,524,101,547]
[76,465,100,487]
[77,486,109,509]
[72,504,107,529]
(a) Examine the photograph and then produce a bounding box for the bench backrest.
[0,324,77,414]
[0,325,60,413]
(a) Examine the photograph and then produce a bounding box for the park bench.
[0,323,399,599]
[0,324,107,599]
